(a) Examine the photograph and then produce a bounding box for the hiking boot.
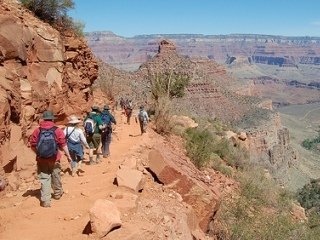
[90,160,96,165]
[53,192,64,200]
[40,201,51,208]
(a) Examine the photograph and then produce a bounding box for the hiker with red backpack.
[29,111,72,208]
[64,115,90,176]
[100,105,116,158]
[84,106,105,165]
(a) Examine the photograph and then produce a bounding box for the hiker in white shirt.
[64,115,89,176]
[135,105,149,135]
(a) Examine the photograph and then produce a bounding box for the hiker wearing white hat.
[64,115,90,176]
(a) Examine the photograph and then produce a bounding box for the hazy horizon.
[70,0,320,38]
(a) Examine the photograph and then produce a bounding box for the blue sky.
[69,0,320,37]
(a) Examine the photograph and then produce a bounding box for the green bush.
[297,179,320,211]
[20,0,83,35]
[212,138,248,169]
[185,128,216,168]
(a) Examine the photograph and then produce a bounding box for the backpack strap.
[66,127,76,140]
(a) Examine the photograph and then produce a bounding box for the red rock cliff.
[0,0,98,166]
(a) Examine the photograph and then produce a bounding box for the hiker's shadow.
[129,134,141,137]
[22,189,40,200]
[63,167,72,175]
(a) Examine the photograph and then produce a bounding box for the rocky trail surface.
[0,111,158,240]
[0,110,227,240]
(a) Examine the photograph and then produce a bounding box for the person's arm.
[29,128,40,152]
[56,128,72,162]
[79,129,90,149]
[144,111,149,122]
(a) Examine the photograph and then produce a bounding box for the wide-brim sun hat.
[68,115,81,124]
[42,111,56,120]
[104,105,110,110]
[91,106,100,112]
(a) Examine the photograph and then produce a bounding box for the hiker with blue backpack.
[100,105,117,158]
[136,105,150,135]
[29,111,72,208]
[64,115,90,176]
[84,106,105,165]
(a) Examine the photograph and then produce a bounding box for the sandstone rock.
[116,169,144,192]
[109,191,138,211]
[119,158,137,170]
[171,115,198,130]
[238,132,247,141]
[89,199,122,238]
[0,176,6,191]
[148,150,220,232]
[290,202,307,223]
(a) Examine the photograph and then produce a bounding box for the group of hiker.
[29,102,150,208]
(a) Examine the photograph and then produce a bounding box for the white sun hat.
[68,115,81,124]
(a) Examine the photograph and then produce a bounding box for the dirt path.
[0,110,149,240]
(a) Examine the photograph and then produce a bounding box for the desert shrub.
[302,133,320,151]
[20,0,83,35]
[152,97,173,134]
[148,70,190,134]
[185,128,216,168]
[150,72,190,100]
[216,168,309,240]
[297,179,320,211]
[212,138,248,169]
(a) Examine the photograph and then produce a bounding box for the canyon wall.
[86,31,320,71]
[0,0,98,168]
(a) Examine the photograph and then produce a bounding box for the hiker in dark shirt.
[100,105,117,158]
[84,106,105,165]
[124,99,133,125]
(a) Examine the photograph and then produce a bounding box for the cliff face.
[0,0,98,166]
[86,32,320,71]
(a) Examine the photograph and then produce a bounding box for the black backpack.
[36,127,58,158]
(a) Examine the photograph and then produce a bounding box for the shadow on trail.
[129,134,141,137]
[22,189,40,200]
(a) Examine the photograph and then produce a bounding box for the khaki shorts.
[86,133,101,149]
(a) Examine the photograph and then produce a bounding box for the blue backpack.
[101,113,112,133]
[84,118,96,134]
[36,127,58,158]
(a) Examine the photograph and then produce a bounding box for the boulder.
[89,199,122,237]
[116,169,144,192]
[148,150,220,232]
[119,158,137,170]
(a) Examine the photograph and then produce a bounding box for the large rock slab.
[148,149,220,232]
[89,199,122,238]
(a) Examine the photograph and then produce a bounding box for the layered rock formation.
[0,0,98,169]
[86,31,320,71]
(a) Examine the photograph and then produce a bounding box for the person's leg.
[139,120,144,134]
[93,133,101,163]
[143,121,148,133]
[101,132,107,157]
[37,162,52,207]
[52,162,63,199]
[69,150,77,176]
[105,132,112,156]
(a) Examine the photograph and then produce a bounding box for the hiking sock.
[89,157,95,165]
[96,154,101,163]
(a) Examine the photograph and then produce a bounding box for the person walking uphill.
[100,105,116,158]
[84,106,105,165]
[136,105,149,135]
[64,115,90,176]
[30,111,72,208]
